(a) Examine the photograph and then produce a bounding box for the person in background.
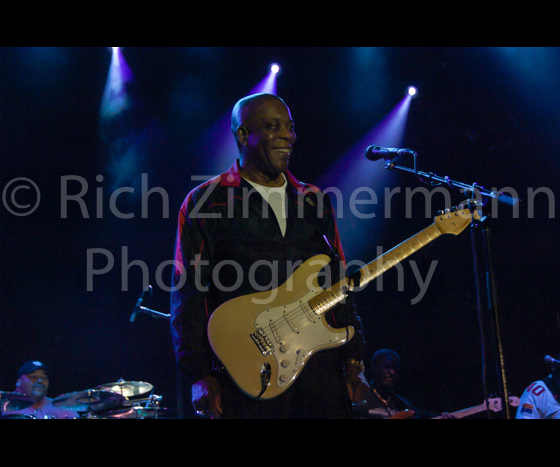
[357,349,455,419]
[3,361,79,419]
[516,354,560,419]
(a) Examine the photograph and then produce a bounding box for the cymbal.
[53,389,126,412]
[95,381,153,398]
[0,392,33,412]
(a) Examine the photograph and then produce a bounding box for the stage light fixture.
[406,86,418,98]
[270,63,281,74]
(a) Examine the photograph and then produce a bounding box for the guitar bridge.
[250,328,273,357]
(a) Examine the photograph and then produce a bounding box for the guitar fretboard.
[432,405,485,420]
[308,223,442,316]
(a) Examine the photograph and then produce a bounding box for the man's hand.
[345,362,371,405]
[192,375,223,419]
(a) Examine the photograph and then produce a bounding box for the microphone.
[365,145,417,162]
[130,285,152,323]
[544,355,560,365]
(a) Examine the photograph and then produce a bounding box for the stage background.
[1,47,558,418]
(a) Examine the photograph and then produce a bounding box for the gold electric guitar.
[208,202,480,400]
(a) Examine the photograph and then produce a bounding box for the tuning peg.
[438,210,444,216]
[451,206,457,212]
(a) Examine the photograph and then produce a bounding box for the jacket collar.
[220,160,311,195]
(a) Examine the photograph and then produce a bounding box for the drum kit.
[2,288,175,420]
[0,378,170,419]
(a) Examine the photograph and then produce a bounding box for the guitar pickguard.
[254,289,354,390]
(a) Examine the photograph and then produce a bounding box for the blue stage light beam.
[99,47,148,195]
[100,47,133,119]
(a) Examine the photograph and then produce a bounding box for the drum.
[102,406,170,419]
[0,392,33,413]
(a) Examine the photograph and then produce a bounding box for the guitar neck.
[357,223,442,287]
[432,404,486,420]
[308,223,442,316]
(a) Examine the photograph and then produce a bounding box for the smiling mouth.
[273,148,291,155]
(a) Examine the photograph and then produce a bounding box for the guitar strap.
[302,192,340,262]
[302,191,355,333]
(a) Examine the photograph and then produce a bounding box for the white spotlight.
[270,63,281,74]
[406,86,418,98]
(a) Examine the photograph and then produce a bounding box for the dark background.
[1,47,558,419]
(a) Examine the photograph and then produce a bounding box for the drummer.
[4,361,79,419]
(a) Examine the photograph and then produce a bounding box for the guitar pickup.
[300,301,319,323]
[283,312,299,334]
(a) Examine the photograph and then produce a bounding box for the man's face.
[242,98,297,179]
[17,369,49,399]
[375,357,400,389]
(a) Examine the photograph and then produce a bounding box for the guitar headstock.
[486,398,503,412]
[434,200,482,236]
[484,396,521,413]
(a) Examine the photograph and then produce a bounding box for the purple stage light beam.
[100,47,134,119]
[187,64,281,177]
[315,94,414,261]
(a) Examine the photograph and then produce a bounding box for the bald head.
[231,93,287,148]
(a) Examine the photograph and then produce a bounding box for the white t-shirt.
[245,175,288,237]
[516,378,560,419]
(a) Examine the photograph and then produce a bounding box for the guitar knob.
[281,360,290,368]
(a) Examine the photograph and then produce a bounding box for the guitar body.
[208,254,355,400]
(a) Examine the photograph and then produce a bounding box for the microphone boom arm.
[130,285,171,322]
[137,306,171,321]
[383,157,520,208]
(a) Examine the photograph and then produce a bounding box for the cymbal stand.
[143,394,163,419]
[81,390,102,419]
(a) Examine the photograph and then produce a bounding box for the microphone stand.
[382,153,519,419]
[128,287,183,419]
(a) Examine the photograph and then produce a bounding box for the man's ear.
[236,126,250,147]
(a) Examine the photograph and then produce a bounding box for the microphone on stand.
[365,145,417,162]
[544,355,560,365]
[130,285,152,323]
